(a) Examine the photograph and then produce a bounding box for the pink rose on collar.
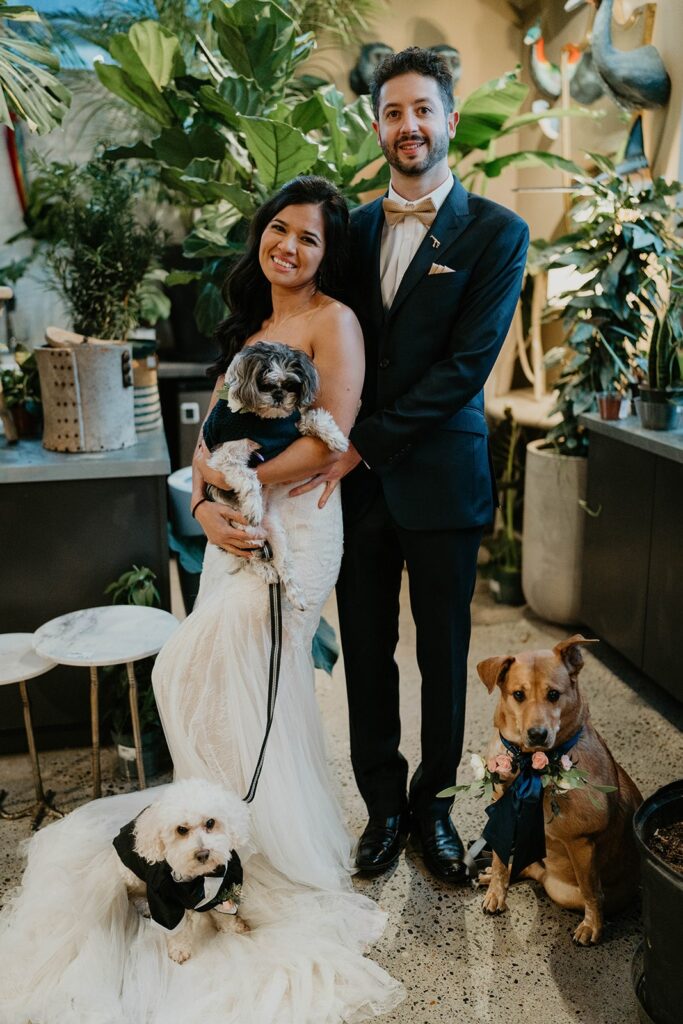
[532,751,549,770]
[560,754,573,771]
[491,753,513,776]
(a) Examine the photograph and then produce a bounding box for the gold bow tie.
[382,197,436,228]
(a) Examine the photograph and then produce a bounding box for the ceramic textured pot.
[632,781,683,1024]
[35,343,136,452]
[522,439,587,624]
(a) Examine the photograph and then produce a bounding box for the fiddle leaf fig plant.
[530,159,683,454]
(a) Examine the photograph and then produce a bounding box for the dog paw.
[481,887,508,915]
[572,919,602,946]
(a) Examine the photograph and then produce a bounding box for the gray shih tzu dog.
[202,341,348,608]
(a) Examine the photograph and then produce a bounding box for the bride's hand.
[195,502,266,558]
[288,445,362,509]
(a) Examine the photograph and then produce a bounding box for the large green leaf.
[472,150,586,179]
[97,21,184,126]
[211,0,308,93]
[498,105,603,137]
[454,70,528,153]
[95,61,175,126]
[238,114,318,189]
[153,123,226,167]
[126,20,185,90]
[197,75,262,129]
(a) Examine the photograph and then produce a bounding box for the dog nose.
[272,389,284,403]
[195,849,210,863]
[527,727,549,747]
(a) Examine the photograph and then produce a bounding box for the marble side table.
[0,634,63,829]
[34,607,179,797]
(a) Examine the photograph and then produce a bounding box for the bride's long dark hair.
[209,176,351,379]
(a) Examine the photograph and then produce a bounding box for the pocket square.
[428,263,456,276]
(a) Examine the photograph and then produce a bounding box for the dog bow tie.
[382,197,436,228]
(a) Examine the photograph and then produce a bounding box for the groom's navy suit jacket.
[346,176,529,531]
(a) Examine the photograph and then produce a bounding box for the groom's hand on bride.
[194,502,266,559]
[288,444,362,509]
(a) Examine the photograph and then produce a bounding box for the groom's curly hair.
[210,176,350,379]
[370,47,454,118]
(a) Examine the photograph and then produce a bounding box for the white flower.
[556,778,573,791]
[470,753,486,781]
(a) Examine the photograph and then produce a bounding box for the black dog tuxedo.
[114,817,243,932]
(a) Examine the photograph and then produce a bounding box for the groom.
[310,48,529,881]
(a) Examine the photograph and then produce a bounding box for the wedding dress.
[0,486,404,1024]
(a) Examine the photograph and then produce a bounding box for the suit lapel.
[386,177,473,322]
[362,199,385,327]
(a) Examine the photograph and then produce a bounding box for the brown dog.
[476,635,642,945]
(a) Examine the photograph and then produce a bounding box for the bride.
[0,177,404,1024]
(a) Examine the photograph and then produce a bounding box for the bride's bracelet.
[191,496,209,519]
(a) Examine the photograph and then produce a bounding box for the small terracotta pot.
[597,393,630,421]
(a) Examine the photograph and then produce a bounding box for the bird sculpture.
[591,0,671,109]
[569,46,606,105]
[430,45,462,88]
[349,43,394,96]
[525,21,572,99]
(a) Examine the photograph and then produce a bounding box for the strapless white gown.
[0,487,404,1024]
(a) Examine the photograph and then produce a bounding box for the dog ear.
[294,351,319,408]
[225,350,252,413]
[133,806,166,864]
[553,634,598,678]
[477,655,515,693]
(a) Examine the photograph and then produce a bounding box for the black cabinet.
[580,415,683,702]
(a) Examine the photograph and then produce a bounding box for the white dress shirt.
[380,174,454,309]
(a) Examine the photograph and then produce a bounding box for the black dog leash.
[243,541,283,804]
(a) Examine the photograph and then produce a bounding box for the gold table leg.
[126,662,146,790]
[90,666,101,799]
[0,680,64,830]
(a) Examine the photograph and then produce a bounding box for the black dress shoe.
[355,813,409,873]
[411,814,468,884]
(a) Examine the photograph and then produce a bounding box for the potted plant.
[482,408,526,605]
[103,565,170,781]
[522,162,682,624]
[633,304,683,430]
[16,157,169,452]
[0,344,42,437]
[632,780,683,1024]
[596,389,630,421]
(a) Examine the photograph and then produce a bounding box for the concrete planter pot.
[35,342,136,452]
[522,439,587,625]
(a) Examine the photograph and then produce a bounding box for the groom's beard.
[379,128,450,177]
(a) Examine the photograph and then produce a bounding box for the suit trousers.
[337,480,482,820]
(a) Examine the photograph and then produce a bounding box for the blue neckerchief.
[483,727,583,880]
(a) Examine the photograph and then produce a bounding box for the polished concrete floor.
[1,565,682,1024]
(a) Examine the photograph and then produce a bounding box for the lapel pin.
[430,235,441,249]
